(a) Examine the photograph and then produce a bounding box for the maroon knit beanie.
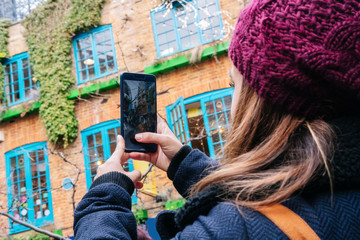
[229,0,360,118]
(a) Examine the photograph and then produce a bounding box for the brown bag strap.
[257,204,321,240]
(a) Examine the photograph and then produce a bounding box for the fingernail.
[117,135,121,141]
[135,134,142,140]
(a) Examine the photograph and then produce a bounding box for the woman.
[74,0,360,239]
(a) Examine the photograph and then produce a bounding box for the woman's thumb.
[127,170,141,183]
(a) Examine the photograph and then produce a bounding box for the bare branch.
[49,150,81,214]
[0,211,66,240]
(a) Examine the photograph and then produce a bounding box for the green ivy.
[23,0,104,147]
[0,18,11,103]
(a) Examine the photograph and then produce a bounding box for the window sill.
[144,41,230,75]
[1,77,119,122]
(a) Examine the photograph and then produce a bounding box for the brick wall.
[0,0,243,237]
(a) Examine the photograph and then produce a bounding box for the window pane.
[88,148,95,161]
[205,101,214,114]
[108,61,115,72]
[77,49,86,62]
[158,34,167,45]
[35,205,41,219]
[14,92,20,102]
[110,142,116,155]
[213,143,222,155]
[5,64,10,74]
[30,151,36,163]
[32,177,39,191]
[80,70,87,81]
[22,58,29,68]
[19,181,26,193]
[90,161,97,176]
[88,67,95,79]
[18,155,24,167]
[208,115,216,129]
[12,169,18,183]
[220,127,228,141]
[24,78,30,88]
[224,95,232,109]
[95,132,102,145]
[98,54,106,64]
[42,203,50,217]
[77,36,91,49]
[4,74,10,85]
[38,162,46,175]
[23,68,29,79]
[18,168,25,180]
[10,157,17,169]
[217,112,226,126]
[12,71,18,82]
[211,129,220,143]
[97,146,104,160]
[40,175,47,189]
[11,62,17,72]
[31,164,38,178]
[108,128,116,142]
[100,63,107,74]
[38,150,44,162]
[105,51,114,62]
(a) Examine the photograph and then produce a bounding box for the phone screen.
[122,76,157,152]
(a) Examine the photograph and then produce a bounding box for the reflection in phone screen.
[123,79,156,149]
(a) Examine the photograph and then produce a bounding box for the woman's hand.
[95,135,143,189]
[128,115,183,172]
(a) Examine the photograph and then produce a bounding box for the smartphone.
[120,72,157,153]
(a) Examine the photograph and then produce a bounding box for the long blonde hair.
[191,81,335,208]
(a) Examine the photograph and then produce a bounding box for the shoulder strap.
[257,204,320,240]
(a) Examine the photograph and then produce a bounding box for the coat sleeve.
[73,172,137,240]
[168,146,219,198]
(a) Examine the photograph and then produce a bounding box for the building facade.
[0,0,244,238]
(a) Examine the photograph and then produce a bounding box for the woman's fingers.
[126,170,143,190]
[128,152,153,162]
[127,170,141,182]
[135,132,170,146]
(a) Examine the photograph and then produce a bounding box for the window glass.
[6,142,53,234]
[3,52,37,106]
[151,0,224,57]
[81,121,134,188]
[167,88,233,160]
[73,25,117,84]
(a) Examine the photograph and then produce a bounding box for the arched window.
[5,142,54,234]
[166,88,233,160]
[81,120,137,204]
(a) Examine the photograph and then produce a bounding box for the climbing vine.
[23,0,104,147]
[0,19,11,103]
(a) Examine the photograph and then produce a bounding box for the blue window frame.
[5,142,54,234]
[166,88,233,160]
[73,25,118,84]
[166,96,191,145]
[81,120,137,204]
[3,52,37,106]
[151,0,224,58]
